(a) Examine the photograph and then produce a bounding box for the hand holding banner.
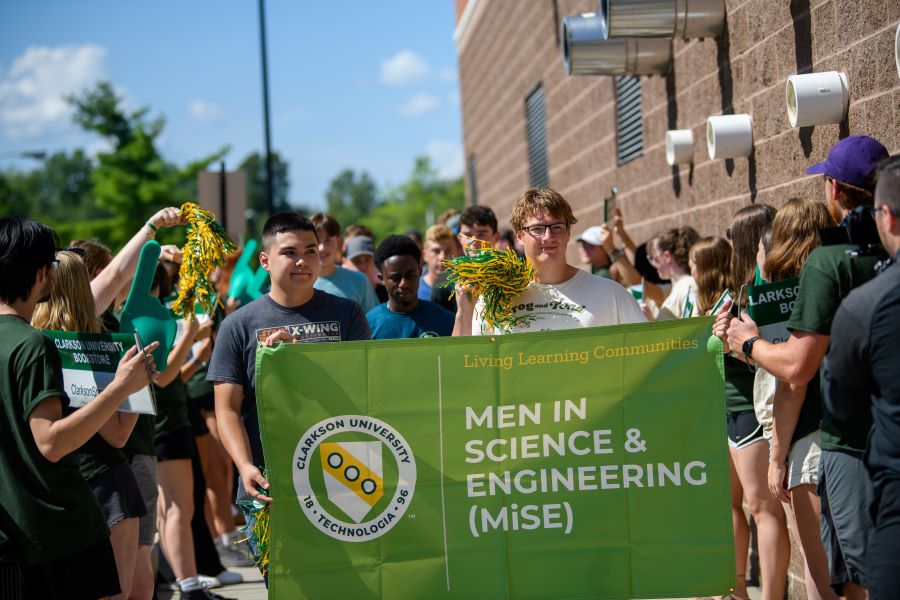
[256,318,734,599]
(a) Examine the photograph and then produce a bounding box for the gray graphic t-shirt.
[207,291,370,468]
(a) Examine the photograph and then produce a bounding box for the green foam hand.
[120,241,177,371]
[228,239,269,304]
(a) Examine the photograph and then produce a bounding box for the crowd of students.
[0,133,898,600]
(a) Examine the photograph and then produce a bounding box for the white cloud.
[85,138,113,158]
[440,67,457,81]
[380,50,431,86]
[399,93,438,117]
[188,99,227,123]
[0,44,108,140]
[426,139,464,179]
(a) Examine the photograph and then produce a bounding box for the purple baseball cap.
[806,135,888,191]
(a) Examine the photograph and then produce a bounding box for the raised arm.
[91,207,185,315]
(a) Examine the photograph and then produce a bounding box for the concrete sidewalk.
[159,572,761,600]
[157,565,267,600]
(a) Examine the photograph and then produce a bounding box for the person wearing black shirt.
[825,155,900,598]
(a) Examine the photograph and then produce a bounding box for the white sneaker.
[214,569,244,586]
[197,574,221,589]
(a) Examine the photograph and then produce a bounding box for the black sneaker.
[181,588,237,600]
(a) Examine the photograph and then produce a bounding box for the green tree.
[67,81,226,248]
[238,150,292,216]
[362,157,464,241]
[0,150,113,242]
[324,168,378,228]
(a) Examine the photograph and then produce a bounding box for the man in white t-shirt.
[453,188,645,336]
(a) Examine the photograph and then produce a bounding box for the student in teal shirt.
[311,212,379,312]
[366,235,454,339]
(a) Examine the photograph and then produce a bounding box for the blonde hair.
[32,251,101,333]
[425,224,455,244]
[510,188,577,232]
[764,198,833,282]
[690,237,731,314]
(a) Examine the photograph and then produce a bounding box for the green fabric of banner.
[257,318,734,599]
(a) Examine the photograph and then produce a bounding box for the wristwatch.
[742,336,760,362]
[608,248,626,263]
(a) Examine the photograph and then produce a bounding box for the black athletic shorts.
[89,460,147,528]
[727,409,765,449]
[194,391,215,413]
[155,426,194,462]
[17,537,120,600]
[188,398,210,437]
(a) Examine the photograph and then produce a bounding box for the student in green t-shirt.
[717,136,889,598]
[0,216,156,600]
[32,249,151,600]
[755,198,835,599]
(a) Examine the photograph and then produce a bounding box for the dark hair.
[261,212,317,251]
[833,179,874,210]
[655,226,700,272]
[151,262,174,299]
[344,223,373,239]
[69,239,112,279]
[0,216,58,304]
[634,242,666,283]
[460,206,498,233]
[374,235,422,271]
[406,230,423,247]
[875,154,900,214]
[310,212,341,238]
[729,204,776,294]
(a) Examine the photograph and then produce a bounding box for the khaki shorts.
[787,429,822,489]
[753,367,775,440]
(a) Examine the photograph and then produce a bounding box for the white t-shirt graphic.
[472,268,646,335]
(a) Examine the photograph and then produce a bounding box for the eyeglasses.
[521,222,569,238]
[57,247,86,259]
[865,205,897,218]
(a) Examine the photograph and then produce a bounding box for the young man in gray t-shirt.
[207,213,370,508]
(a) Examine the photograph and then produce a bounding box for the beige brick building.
[454,2,899,596]
[454,0,900,256]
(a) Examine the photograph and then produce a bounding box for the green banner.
[44,330,155,415]
[747,278,799,344]
[257,318,733,599]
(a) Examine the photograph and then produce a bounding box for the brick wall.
[456,0,900,258]
[456,3,899,597]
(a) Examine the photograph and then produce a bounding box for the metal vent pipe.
[599,0,725,39]
[562,13,672,76]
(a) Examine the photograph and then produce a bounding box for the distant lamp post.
[0,150,47,161]
[258,0,275,217]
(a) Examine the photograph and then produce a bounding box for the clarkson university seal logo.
[293,415,417,542]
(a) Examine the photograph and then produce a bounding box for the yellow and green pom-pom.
[171,202,237,319]
[238,470,271,576]
[441,240,535,331]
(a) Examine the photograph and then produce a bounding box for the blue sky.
[0,1,462,209]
